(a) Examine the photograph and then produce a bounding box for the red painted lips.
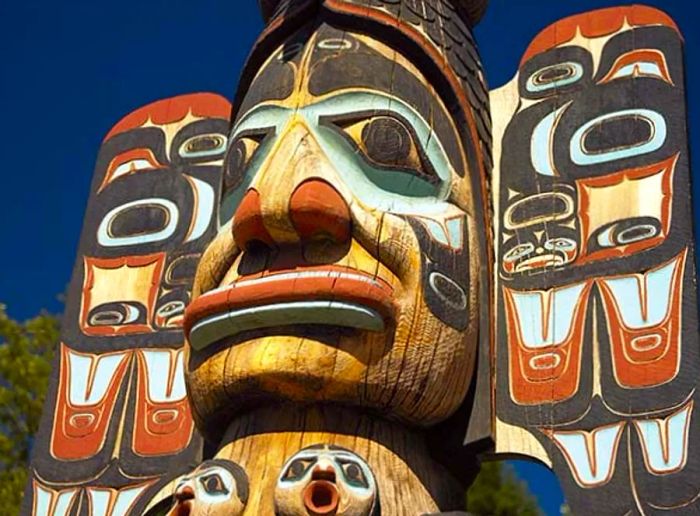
[184,265,395,339]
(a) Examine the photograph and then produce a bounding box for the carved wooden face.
[168,460,248,516]
[274,445,377,516]
[185,23,482,432]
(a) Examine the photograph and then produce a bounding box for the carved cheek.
[404,212,471,331]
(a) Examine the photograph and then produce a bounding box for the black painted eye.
[200,473,229,495]
[219,132,268,224]
[282,458,315,482]
[362,117,412,167]
[88,302,146,327]
[337,115,438,184]
[224,135,264,193]
[338,460,368,488]
[179,133,227,159]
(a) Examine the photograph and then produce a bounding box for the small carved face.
[275,445,377,516]
[168,459,248,516]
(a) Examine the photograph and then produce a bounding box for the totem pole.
[24,1,699,515]
[490,6,700,514]
[176,0,492,512]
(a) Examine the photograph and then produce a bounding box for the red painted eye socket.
[101,148,165,191]
[599,49,673,85]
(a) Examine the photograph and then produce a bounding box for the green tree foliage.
[0,304,545,516]
[467,461,542,516]
[0,305,60,513]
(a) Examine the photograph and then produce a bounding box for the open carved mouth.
[184,266,395,350]
[304,480,340,515]
[514,253,566,273]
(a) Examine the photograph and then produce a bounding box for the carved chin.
[186,295,474,438]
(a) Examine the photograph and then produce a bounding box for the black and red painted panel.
[493,6,700,514]
[25,93,231,513]
[64,93,231,346]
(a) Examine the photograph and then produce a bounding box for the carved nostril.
[232,189,274,250]
[289,179,351,245]
[174,484,195,502]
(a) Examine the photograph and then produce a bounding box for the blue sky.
[1,1,697,514]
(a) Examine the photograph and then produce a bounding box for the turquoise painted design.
[87,485,148,516]
[526,62,584,93]
[570,109,667,166]
[185,176,215,243]
[635,403,692,474]
[97,198,179,248]
[446,217,464,249]
[178,133,228,159]
[227,91,457,217]
[596,222,659,248]
[418,217,450,246]
[600,257,677,329]
[531,103,568,176]
[67,350,128,406]
[34,485,78,516]
[552,424,624,488]
[510,282,588,348]
[609,61,668,82]
[142,350,187,403]
[189,300,384,350]
[413,216,464,250]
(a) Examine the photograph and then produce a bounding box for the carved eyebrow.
[307,90,456,184]
[231,104,291,138]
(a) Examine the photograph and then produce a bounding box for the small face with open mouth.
[184,23,485,435]
[167,459,249,516]
[274,445,377,516]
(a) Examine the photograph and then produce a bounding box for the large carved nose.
[232,179,351,250]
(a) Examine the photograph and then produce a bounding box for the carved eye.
[338,115,438,182]
[156,300,185,318]
[283,458,315,482]
[337,460,369,489]
[200,473,229,495]
[179,133,227,159]
[526,61,584,93]
[219,132,268,223]
[504,243,535,263]
[225,135,264,192]
[544,238,577,252]
[88,302,146,326]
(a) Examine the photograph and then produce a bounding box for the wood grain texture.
[490,6,700,514]
[23,94,231,515]
[215,406,465,514]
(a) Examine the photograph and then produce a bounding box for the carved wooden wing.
[490,6,700,514]
[23,93,231,516]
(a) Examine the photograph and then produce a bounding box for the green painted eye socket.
[323,112,442,198]
[282,458,316,482]
[219,130,270,224]
[336,459,369,489]
[199,473,229,495]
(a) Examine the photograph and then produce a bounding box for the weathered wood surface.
[490,6,700,514]
[23,94,231,515]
